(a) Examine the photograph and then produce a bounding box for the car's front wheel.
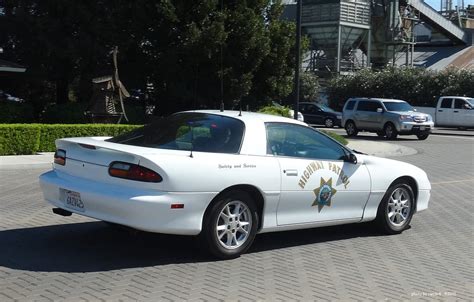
[417,133,429,140]
[345,121,358,137]
[201,191,258,259]
[384,123,398,140]
[376,181,415,234]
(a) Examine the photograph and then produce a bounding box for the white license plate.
[420,126,426,131]
[64,190,85,212]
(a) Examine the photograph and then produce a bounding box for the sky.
[424,0,474,10]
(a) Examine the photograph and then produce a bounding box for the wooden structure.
[85,47,129,123]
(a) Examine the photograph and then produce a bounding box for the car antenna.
[219,0,224,112]
[189,122,194,158]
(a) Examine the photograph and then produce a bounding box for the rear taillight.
[108,161,162,183]
[54,149,66,165]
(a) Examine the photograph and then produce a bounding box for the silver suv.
[342,98,434,140]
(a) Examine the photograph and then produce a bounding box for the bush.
[41,103,89,124]
[327,67,474,110]
[258,105,291,118]
[0,102,35,123]
[320,130,348,146]
[0,124,41,155]
[0,124,140,155]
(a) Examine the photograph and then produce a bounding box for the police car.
[40,110,431,259]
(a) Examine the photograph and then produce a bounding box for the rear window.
[107,113,245,154]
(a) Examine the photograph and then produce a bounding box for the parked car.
[0,90,24,102]
[40,110,431,259]
[414,96,474,129]
[299,102,342,128]
[342,98,434,140]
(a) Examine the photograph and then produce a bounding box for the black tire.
[201,191,258,259]
[345,121,358,137]
[416,133,429,140]
[376,182,415,234]
[324,118,334,128]
[384,123,398,140]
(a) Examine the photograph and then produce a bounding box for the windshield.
[383,101,414,112]
[319,104,336,112]
[107,113,245,154]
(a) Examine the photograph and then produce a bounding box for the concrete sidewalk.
[0,140,417,169]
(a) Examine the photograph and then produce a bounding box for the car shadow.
[0,221,384,272]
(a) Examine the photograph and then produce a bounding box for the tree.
[299,71,319,102]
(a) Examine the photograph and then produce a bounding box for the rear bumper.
[39,170,215,235]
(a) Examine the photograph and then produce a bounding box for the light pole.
[293,0,302,120]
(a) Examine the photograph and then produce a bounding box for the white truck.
[414,96,474,129]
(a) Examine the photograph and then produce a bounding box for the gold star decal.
[312,178,337,212]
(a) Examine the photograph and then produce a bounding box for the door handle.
[454,110,459,113]
[438,110,443,112]
[284,169,298,176]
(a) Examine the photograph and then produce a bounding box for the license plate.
[420,126,426,131]
[64,190,85,212]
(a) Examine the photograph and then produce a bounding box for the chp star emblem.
[312,178,337,212]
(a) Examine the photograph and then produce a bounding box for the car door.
[301,104,324,124]
[453,98,474,127]
[437,98,453,126]
[265,123,371,225]
[364,101,385,130]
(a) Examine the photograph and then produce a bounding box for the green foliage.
[258,105,292,118]
[299,72,320,102]
[320,130,348,146]
[0,102,35,123]
[0,124,140,155]
[0,124,41,155]
[41,103,89,124]
[1,0,301,115]
[327,67,474,110]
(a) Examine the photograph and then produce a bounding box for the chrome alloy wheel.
[216,200,252,249]
[325,118,334,128]
[387,187,412,227]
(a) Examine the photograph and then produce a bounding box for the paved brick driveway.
[0,135,472,301]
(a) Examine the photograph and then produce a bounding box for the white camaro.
[40,110,431,259]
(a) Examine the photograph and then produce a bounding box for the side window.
[266,123,346,161]
[345,100,356,110]
[454,99,466,109]
[367,102,382,112]
[440,98,452,109]
[308,105,319,113]
[356,101,370,111]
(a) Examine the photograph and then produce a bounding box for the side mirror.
[376,108,383,113]
[345,153,358,164]
[464,104,472,110]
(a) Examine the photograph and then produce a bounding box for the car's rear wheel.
[416,133,429,140]
[324,118,334,128]
[384,123,398,140]
[376,182,415,234]
[201,191,258,259]
[345,121,358,137]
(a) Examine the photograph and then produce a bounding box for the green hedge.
[0,124,140,155]
[327,67,474,110]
